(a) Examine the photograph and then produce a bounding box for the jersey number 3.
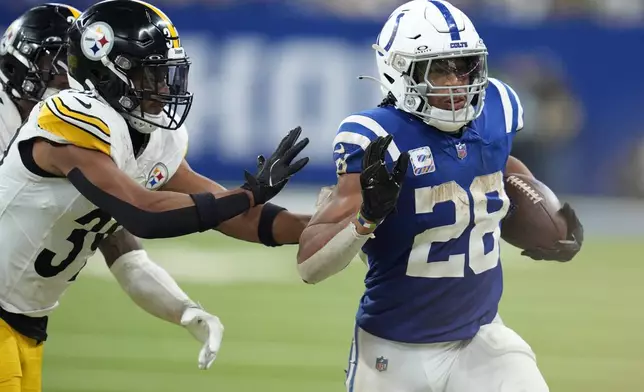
[34,209,120,281]
[406,172,510,278]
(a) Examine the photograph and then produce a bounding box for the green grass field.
[42,232,644,391]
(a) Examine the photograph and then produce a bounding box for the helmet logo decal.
[81,22,115,61]
[0,21,20,56]
[378,12,406,57]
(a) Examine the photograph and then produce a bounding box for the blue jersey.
[332,78,524,344]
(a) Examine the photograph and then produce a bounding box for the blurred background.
[2,1,644,391]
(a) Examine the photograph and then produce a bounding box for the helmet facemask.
[390,49,488,132]
[0,37,68,102]
[95,50,193,133]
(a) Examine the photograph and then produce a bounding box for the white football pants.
[345,315,548,392]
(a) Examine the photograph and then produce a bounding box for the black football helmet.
[0,3,80,102]
[67,0,192,132]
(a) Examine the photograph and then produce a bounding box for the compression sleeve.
[67,168,251,239]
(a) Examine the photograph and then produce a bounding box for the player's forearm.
[298,219,350,263]
[217,205,309,245]
[67,168,253,239]
[109,249,197,324]
[296,218,371,284]
[162,162,307,245]
[269,211,310,244]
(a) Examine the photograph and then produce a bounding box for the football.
[501,173,568,250]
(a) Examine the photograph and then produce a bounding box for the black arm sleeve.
[67,168,251,239]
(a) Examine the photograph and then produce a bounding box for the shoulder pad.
[36,90,121,156]
[487,78,524,134]
[331,108,402,175]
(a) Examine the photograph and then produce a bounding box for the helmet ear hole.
[90,69,109,84]
[4,63,17,78]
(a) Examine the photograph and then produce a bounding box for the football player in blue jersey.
[296,1,583,391]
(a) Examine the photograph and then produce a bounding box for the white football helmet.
[371,0,488,132]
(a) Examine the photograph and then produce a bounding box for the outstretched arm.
[99,229,223,370]
[162,160,310,246]
[33,123,308,240]
[297,136,409,284]
[296,173,373,284]
[35,140,254,239]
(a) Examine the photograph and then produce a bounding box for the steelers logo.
[0,21,20,56]
[145,163,169,190]
[81,22,114,61]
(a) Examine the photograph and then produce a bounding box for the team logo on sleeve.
[145,163,169,190]
[409,146,436,176]
[81,22,115,61]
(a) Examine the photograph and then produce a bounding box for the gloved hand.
[180,306,224,370]
[521,203,583,262]
[242,126,309,205]
[359,135,409,225]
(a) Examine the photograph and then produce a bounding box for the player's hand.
[359,135,409,224]
[181,305,224,370]
[242,126,309,205]
[521,203,583,262]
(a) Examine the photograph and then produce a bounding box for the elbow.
[296,258,326,285]
[297,269,320,285]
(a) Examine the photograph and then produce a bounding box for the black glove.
[242,126,309,205]
[359,135,410,224]
[521,203,584,262]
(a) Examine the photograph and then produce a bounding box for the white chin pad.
[124,106,166,134]
[426,105,475,133]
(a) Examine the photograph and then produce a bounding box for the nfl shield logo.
[375,356,388,372]
[455,142,467,159]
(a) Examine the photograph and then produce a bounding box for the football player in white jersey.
[0,3,237,385]
[0,1,310,391]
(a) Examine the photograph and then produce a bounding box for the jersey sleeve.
[36,92,113,156]
[487,78,524,135]
[332,114,401,175]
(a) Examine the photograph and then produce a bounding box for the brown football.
[501,173,568,250]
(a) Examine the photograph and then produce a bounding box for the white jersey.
[0,86,21,157]
[0,89,188,317]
